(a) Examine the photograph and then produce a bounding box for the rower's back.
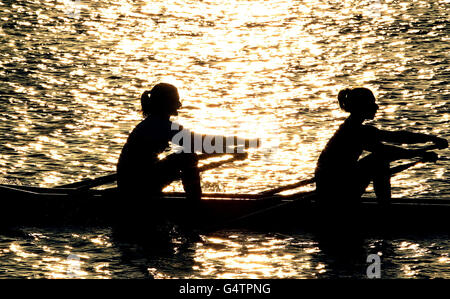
[315,118,378,205]
[117,115,176,194]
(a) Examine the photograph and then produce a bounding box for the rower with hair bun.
[115,83,259,233]
[117,83,201,203]
[315,87,448,207]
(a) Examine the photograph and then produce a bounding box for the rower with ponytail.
[140,83,181,118]
[116,83,260,230]
[337,88,352,112]
[314,87,447,209]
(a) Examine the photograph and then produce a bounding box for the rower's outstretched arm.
[374,143,437,162]
[362,130,444,162]
[378,130,448,149]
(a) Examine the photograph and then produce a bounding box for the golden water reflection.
[0,0,447,198]
[0,229,448,279]
[0,0,449,279]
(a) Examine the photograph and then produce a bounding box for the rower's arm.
[378,130,448,149]
[360,126,441,161]
[374,143,434,161]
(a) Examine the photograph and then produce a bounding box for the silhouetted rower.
[117,83,258,208]
[315,87,448,207]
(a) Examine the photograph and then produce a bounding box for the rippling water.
[0,0,448,278]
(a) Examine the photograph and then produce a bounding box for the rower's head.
[141,83,182,117]
[338,87,378,120]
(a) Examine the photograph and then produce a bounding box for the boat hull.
[0,185,449,234]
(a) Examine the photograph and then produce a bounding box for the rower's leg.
[357,154,391,203]
[180,154,202,202]
[164,153,202,202]
[372,161,391,204]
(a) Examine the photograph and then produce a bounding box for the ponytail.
[141,90,152,117]
[140,83,179,117]
[337,87,376,114]
[338,88,352,112]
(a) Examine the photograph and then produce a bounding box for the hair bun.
[141,90,151,100]
[338,88,352,112]
[140,90,152,116]
[140,83,179,117]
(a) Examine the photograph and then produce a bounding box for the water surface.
[0,0,448,278]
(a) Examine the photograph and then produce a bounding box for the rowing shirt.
[315,118,379,180]
[116,115,186,190]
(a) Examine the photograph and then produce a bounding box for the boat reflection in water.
[1,218,448,279]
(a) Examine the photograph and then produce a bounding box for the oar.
[56,173,117,190]
[56,152,248,190]
[259,177,315,196]
[196,153,247,173]
[47,157,432,198]
[59,149,437,198]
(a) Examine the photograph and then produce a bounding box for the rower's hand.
[432,136,448,149]
[421,151,438,163]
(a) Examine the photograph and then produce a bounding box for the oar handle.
[390,150,439,176]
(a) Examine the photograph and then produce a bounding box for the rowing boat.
[0,183,448,234]
[0,151,446,234]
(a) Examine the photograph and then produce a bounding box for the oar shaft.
[390,160,421,175]
[57,173,117,189]
[260,177,315,196]
[49,146,437,195]
[198,155,246,172]
[48,160,423,198]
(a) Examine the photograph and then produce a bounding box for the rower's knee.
[359,154,390,173]
[360,155,392,201]
[166,153,199,169]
